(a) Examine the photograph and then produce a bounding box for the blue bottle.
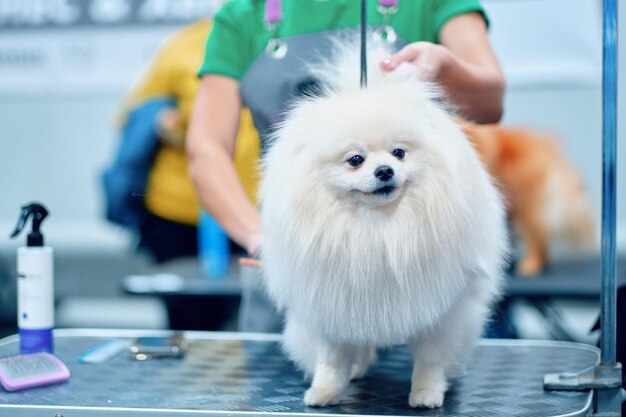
[198,211,229,278]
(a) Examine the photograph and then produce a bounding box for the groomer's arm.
[186,75,262,256]
[381,13,505,124]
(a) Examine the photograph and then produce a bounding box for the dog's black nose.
[374,165,394,182]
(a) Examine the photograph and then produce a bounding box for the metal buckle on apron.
[374,0,399,44]
[265,29,288,59]
[264,0,400,58]
[264,0,288,59]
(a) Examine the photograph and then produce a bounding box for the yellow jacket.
[118,20,260,226]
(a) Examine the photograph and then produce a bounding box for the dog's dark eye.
[347,155,365,167]
[392,148,405,160]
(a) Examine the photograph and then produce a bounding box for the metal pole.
[600,0,618,367]
[544,4,622,412]
[360,0,367,88]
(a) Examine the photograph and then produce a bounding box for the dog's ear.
[295,79,324,99]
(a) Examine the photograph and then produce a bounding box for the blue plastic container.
[198,211,230,278]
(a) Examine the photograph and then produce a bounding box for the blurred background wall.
[0,0,217,251]
[0,0,622,338]
[0,0,623,254]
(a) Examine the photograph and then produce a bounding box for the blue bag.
[102,99,175,230]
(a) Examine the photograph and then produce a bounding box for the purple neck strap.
[264,0,282,25]
[264,0,399,24]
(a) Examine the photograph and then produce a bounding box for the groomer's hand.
[246,232,262,259]
[157,108,185,146]
[380,42,452,82]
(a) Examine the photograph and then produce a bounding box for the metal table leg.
[544,1,622,415]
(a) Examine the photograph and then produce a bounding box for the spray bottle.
[10,202,54,354]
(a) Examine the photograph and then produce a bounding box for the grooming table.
[123,255,625,336]
[0,329,597,416]
[506,255,626,298]
[122,254,626,299]
[505,255,625,341]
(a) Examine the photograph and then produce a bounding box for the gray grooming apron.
[238,28,406,332]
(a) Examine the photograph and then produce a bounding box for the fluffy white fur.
[259,40,508,409]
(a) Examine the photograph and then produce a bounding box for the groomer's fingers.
[156,109,184,145]
[380,42,430,70]
[412,51,439,81]
[380,42,449,81]
[239,258,261,268]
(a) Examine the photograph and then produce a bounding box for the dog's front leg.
[350,346,376,380]
[407,339,448,408]
[303,340,354,407]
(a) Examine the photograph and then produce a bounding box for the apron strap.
[264,0,282,25]
[266,0,399,25]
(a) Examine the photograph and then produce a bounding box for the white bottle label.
[17,247,54,329]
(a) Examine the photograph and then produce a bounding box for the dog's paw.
[304,386,342,407]
[408,388,444,408]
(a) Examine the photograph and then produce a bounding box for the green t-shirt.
[199,0,487,80]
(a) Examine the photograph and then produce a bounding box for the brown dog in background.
[461,122,596,277]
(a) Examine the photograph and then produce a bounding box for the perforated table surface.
[0,329,597,417]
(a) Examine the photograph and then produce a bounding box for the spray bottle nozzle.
[11,203,49,247]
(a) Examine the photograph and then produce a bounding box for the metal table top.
[0,329,597,417]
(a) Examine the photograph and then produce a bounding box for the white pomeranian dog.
[259,39,508,409]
